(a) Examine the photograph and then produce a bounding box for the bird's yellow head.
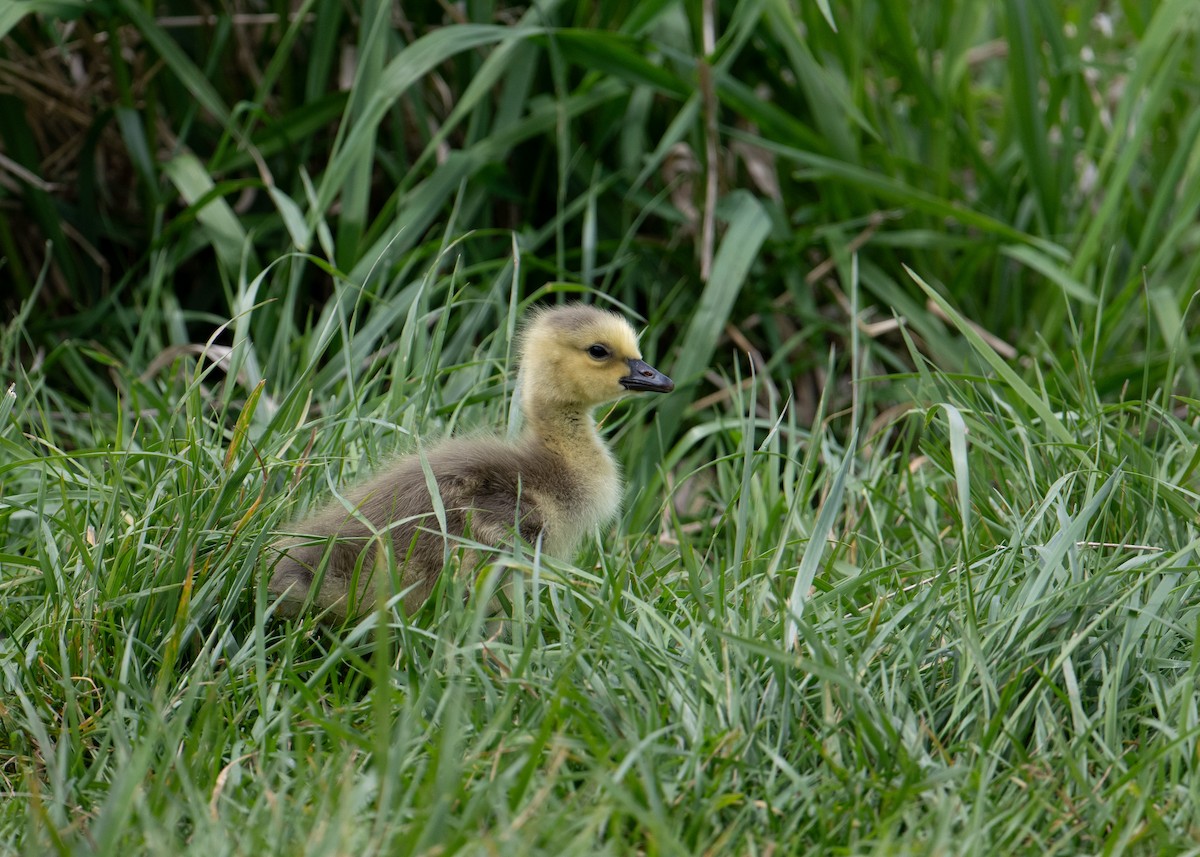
[518,303,674,410]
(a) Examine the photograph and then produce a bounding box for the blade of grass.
[783,430,856,651]
[908,265,1081,455]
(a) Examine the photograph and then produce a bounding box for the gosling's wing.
[430,440,547,549]
[269,456,441,615]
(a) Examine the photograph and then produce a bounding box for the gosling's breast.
[527,442,622,557]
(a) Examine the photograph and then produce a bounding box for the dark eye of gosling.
[586,344,610,360]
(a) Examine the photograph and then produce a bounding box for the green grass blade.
[908,265,1079,453]
[783,430,856,651]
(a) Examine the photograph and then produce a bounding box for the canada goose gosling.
[268,303,674,620]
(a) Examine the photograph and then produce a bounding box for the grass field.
[4,1,1200,854]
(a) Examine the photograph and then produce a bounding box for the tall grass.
[3,1,1200,853]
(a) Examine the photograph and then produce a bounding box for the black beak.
[620,358,675,393]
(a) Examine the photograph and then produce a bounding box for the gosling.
[268,303,674,620]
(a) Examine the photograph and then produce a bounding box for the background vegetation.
[3,0,1200,853]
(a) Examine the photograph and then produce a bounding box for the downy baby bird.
[268,303,674,620]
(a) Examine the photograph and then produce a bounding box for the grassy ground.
[4,1,1200,854]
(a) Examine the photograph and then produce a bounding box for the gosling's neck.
[519,391,611,465]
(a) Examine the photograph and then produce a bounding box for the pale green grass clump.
[4,276,1200,855]
[4,0,1200,854]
